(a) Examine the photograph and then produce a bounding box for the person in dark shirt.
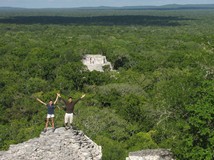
[36,93,60,132]
[58,93,85,129]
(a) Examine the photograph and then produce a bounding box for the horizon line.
[0,3,214,9]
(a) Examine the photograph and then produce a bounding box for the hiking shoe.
[43,128,47,133]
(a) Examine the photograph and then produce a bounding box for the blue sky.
[0,0,214,8]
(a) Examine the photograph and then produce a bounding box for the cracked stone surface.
[0,127,102,160]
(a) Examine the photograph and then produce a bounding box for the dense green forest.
[0,7,214,160]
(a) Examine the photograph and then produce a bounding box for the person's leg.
[64,113,69,128]
[69,113,73,128]
[51,117,54,128]
[45,118,49,128]
[51,115,55,132]
[44,117,49,132]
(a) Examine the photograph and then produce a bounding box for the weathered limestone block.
[126,149,175,160]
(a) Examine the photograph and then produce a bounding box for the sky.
[0,0,214,8]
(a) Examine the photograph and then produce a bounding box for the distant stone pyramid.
[82,54,113,72]
[126,149,174,160]
[0,127,102,160]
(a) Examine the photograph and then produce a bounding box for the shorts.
[47,114,54,119]
[64,113,73,124]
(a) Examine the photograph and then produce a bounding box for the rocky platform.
[0,127,102,160]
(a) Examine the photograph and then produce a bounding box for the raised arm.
[81,94,86,99]
[78,94,86,103]
[74,94,86,104]
[36,98,47,105]
[58,93,67,104]
[54,93,60,104]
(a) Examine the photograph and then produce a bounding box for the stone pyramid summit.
[0,127,102,160]
[82,54,113,72]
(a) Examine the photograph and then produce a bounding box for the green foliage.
[0,124,10,149]
[74,106,131,141]
[0,8,214,160]
[0,118,42,150]
[174,81,214,160]
[126,131,158,152]
[95,136,127,160]
[24,77,48,94]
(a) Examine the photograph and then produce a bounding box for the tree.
[126,131,158,152]
[175,81,214,160]
[95,136,127,160]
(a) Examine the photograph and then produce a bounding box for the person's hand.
[57,93,61,97]
[81,94,86,99]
